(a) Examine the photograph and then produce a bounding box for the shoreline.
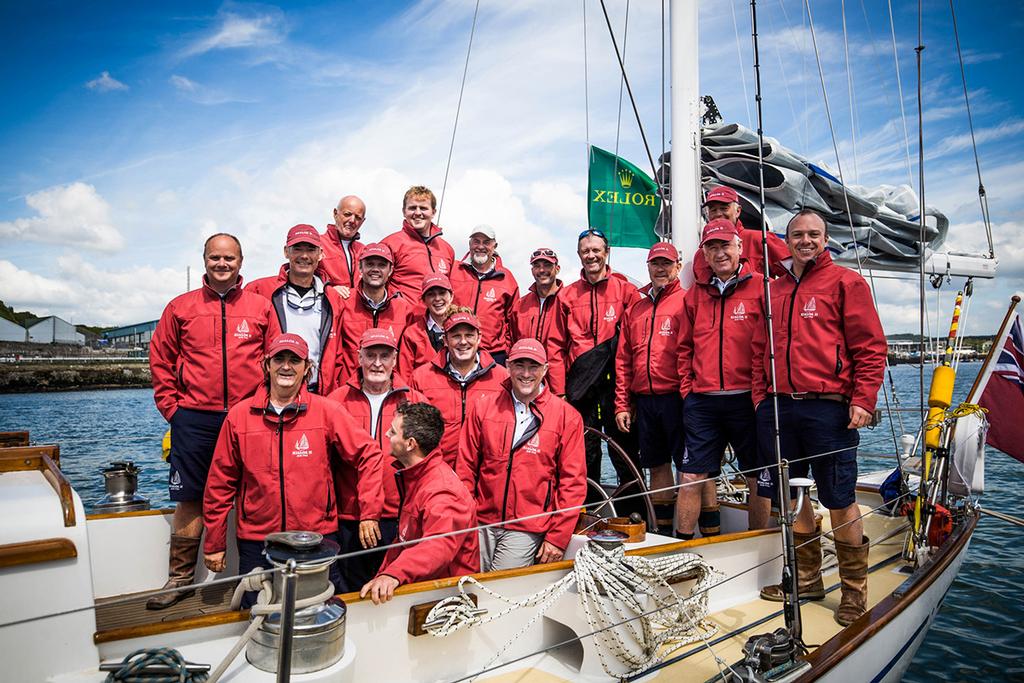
[0,362,151,394]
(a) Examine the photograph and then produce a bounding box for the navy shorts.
[167,407,227,502]
[755,397,859,510]
[338,518,399,591]
[682,392,759,476]
[635,393,687,469]
[236,531,345,609]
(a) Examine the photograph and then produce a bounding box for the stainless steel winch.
[245,531,347,675]
[94,461,150,513]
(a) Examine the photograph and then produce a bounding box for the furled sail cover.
[658,123,949,271]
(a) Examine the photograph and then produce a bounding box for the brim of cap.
[267,348,309,360]
[360,253,393,263]
[508,352,547,364]
[286,238,321,247]
[360,341,398,350]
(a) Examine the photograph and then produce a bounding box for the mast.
[670,0,701,288]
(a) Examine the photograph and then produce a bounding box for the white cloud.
[0,260,78,308]
[169,74,197,92]
[169,74,252,105]
[181,11,285,58]
[0,183,124,252]
[85,71,128,92]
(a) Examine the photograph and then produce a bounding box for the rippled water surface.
[0,362,1021,679]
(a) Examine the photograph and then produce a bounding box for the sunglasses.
[531,248,556,259]
[577,228,607,242]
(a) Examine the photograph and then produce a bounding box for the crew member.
[450,225,519,365]
[328,328,428,588]
[457,338,586,571]
[398,273,454,379]
[246,224,344,394]
[320,195,367,289]
[381,186,455,302]
[203,334,385,602]
[337,242,414,383]
[678,219,770,538]
[409,310,508,467]
[752,209,887,626]
[560,229,640,486]
[613,242,686,534]
[361,402,480,604]
[147,233,277,610]
[692,186,788,283]
[510,247,568,395]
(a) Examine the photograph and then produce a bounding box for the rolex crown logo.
[618,168,634,188]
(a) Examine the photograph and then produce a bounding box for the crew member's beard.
[471,252,490,268]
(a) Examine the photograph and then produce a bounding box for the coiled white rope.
[425,541,721,679]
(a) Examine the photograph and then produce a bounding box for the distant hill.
[0,300,113,336]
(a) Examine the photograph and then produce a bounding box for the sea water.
[0,362,1020,679]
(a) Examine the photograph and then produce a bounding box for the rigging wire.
[609,0,632,238]
[915,0,928,454]
[583,0,591,155]
[730,0,754,129]
[765,0,806,150]
[840,0,860,183]
[948,0,996,259]
[435,0,482,225]
[885,0,916,186]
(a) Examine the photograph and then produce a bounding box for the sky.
[1,0,1022,336]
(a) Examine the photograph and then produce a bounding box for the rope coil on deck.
[104,648,208,683]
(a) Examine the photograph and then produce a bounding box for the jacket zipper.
[835,344,843,376]
[534,296,547,339]
[543,481,553,510]
[645,291,660,393]
[459,384,468,424]
[718,296,726,390]
[785,279,802,392]
[500,424,515,522]
[589,284,598,345]
[473,278,483,313]
[277,415,287,531]
[240,481,247,521]
[220,297,229,410]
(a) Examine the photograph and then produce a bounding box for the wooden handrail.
[0,537,77,569]
[0,431,30,447]
[0,447,75,527]
[0,444,61,468]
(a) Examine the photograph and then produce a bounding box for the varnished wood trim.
[0,431,30,447]
[408,593,478,636]
[0,449,75,526]
[0,537,77,568]
[94,609,249,644]
[0,444,60,466]
[87,508,175,521]
[797,514,978,681]
[41,454,76,527]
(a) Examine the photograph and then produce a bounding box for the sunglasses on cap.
[577,228,607,242]
[531,248,556,259]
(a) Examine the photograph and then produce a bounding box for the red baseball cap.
[266,333,310,360]
[700,218,742,246]
[646,242,679,262]
[360,328,398,350]
[420,273,453,298]
[508,338,547,364]
[530,247,559,265]
[359,242,394,264]
[443,311,481,333]
[702,186,739,206]
[285,224,321,248]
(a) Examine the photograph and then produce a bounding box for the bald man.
[321,195,367,288]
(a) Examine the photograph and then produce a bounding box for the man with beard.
[510,248,568,395]
[381,186,455,302]
[450,225,519,365]
[320,195,367,289]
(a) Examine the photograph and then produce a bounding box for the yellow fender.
[162,429,171,461]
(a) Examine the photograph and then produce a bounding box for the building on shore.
[102,320,158,349]
[0,317,28,343]
[26,316,85,345]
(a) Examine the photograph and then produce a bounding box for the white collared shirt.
[511,385,544,445]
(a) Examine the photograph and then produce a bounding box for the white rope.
[425,540,720,679]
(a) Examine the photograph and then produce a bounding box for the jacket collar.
[640,277,681,301]
[344,370,412,394]
[402,219,444,242]
[528,279,563,298]
[249,384,310,422]
[778,248,834,281]
[202,274,244,300]
[393,448,445,482]
[326,223,361,244]
[430,347,498,381]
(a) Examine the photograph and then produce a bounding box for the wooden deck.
[94,581,234,634]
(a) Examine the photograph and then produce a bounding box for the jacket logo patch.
[170,471,182,489]
[603,305,617,323]
[731,302,748,321]
[658,318,673,336]
[800,296,818,319]
[680,447,690,465]
[234,319,252,340]
[438,260,449,273]
[293,433,312,458]
[525,434,541,454]
[484,287,496,303]
[758,468,771,485]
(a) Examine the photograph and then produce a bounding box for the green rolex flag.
[587,145,660,249]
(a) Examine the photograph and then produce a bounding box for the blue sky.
[1,0,1022,335]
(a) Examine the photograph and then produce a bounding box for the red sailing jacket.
[319,224,364,288]
[509,281,568,395]
[456,382,586,551]
[409,349,509,467]
[378,449,480,585]
[613,278,686,413]
[245,265,345,395]
[560,268,640,366]
[327,374,427,520]
[678,265,765,398]
[203,386,385,554]
[751,251,887,413]
[397,311,445,380]
[381,221,455,302]
[450,261,520,356]
[691,219,789,283]
[337,289,415,384]
[150,276,278,422]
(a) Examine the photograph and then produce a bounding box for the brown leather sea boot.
[834,535,869,626]
[146,534,201,610]
[760,525,826,602]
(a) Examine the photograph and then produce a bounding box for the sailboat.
[0,1,1014,681]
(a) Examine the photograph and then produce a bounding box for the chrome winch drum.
[245,531,347,674]
[94,461,150,513]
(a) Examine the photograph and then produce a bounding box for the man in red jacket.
[203,334,385,604]
[450,225,520,365]
[246,224,344,395]
[510,247,568,395]
[457,338,586,571]
[147,233,277,610]
[409,310,509,467]
[613,242,686,533]
[337,242,415,383]
[561,229,641,486]
[398,273,454,379]
[381,186,455,302]
[362,402,480,604]
[752,209,887,626]
[320,195,366,289]
[328,328,428,589]
[692,186,788,283]
[678,219,770,539]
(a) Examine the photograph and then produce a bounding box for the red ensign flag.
[978,315,1024,464]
